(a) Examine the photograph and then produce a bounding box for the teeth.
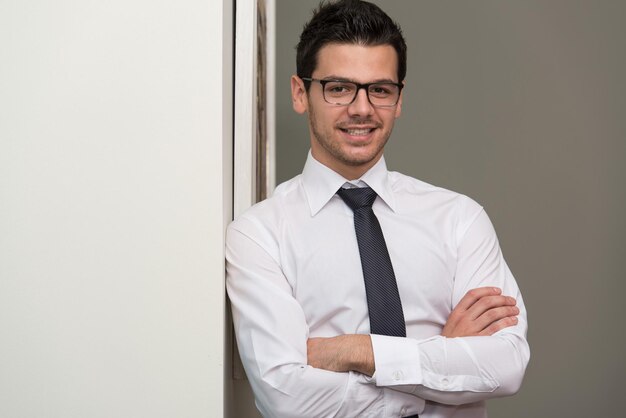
[345,128,371,136]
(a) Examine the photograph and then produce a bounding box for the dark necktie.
[337,187,406,337]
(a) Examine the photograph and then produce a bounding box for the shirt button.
[393,370,404,381]
[441,378,449,388]
[400,407,407,416]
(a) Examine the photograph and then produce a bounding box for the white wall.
[0,1,232,417]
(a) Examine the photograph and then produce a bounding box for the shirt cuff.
[369,334,423,387]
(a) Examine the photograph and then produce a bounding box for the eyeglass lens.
[323,81,400,106]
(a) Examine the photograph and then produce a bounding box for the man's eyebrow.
[321,75,398,83]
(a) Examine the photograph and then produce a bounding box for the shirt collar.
[301,151,397,216]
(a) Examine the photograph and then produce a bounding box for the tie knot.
[337,187,378,211]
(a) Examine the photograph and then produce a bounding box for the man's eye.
[369,85,393,96]
[326,83,354,94]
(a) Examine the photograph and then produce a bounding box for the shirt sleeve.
[369,203,530,405]
[226,221,407,417]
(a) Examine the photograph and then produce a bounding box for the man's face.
[291,43,403,180]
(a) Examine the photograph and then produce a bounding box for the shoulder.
[227,175,304,240]
[387,170,487,238]
[389,171,483,211]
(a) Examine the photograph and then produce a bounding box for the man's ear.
[291,75,308,114]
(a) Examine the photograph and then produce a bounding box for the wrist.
[347,334,375,376]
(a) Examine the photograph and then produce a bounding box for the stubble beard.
[308,105,392,168]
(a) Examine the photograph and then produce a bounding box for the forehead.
[313,43,399,82]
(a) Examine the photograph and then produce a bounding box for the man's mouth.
[341,127,375,136]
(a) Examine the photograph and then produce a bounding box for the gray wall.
[276,1,626,417]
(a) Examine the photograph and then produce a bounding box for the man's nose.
[347,87,374,116]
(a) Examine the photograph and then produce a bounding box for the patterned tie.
[337,187,406,337]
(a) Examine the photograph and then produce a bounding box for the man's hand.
[307,334,375,376]
[442,287,519,337]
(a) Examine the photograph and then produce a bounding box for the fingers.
[479,315,519,336]
[466,294,517,320]
[474,304,520,333]
[454,287,502,312]
[442,287,520,338]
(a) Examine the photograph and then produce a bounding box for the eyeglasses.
[301,77,403,107]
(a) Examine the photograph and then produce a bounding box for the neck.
[335,164,373,181]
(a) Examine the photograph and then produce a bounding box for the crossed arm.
[226,206,529,416]
[307,287,520,377]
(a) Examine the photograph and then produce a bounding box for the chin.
[346,143,383,158]
[341,150,381,167]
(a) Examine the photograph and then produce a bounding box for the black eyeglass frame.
[301,77,404,107]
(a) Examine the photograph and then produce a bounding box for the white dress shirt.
[226,152,529,418]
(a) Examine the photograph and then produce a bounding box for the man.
[226,1,529,417]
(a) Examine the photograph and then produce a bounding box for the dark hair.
[296,0,407,87]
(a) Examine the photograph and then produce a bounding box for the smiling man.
[226,1,529,417]
[295,43,400,181]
